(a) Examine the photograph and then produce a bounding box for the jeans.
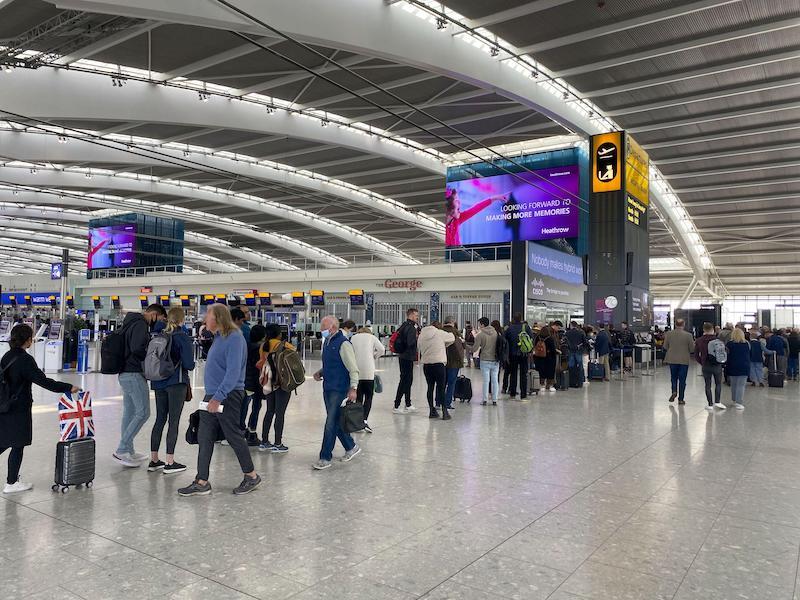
[246,388,265,432]
[730,375,747,405]
[749,361,764,385]
[445,367,459,407]
[0,446,23,485]
[356,379,375,421]
[423,363,446,411]
[669,363,689,401]
[117,372,151,456]
[150,383,187,455]
[262,388,291,445]
[394,358,414,408]
[507,354,528,397]
[196,390,254,482]
[320,389,355,462]
[568,351,585,381]
[701,364,722,406]
[789,356,799,379]
[480,360,500,402]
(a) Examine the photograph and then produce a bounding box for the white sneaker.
[129,452,148,462]
[3,480,32,494]
[547,388,557,394]
[713,403,727,410]
[705,405,714,411]
[735,404,745,411]
[583,381,590,387]
[405,405,418,413]
[112,453,141,468]
[220,440,230,446]
[392,407,405,415]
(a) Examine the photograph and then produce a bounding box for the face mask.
[343,330,352,339]
[321,329,331,340]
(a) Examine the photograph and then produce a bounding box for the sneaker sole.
[178,489,211,497]
[233,480,262,495]
[147,465,165,472]
[163,467,187,474]
[313,463,332,470]
[341,448,362,462]
[271,449,289,454]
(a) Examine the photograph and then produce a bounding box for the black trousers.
[246,388,266,432]
[394,358,414,408]
[151,383,187,455]
[0,446,23,485]
[262,388,290,446]
[507,354,529,397]
[423,363,446,411]
[356,379,375,421]
[196,390,254,482]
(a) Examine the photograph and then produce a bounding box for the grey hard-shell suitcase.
[53,438,95,493]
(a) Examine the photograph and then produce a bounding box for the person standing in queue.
[473,317,500,405]
[533,325,558,393]
[505,314,533,399]
[595,324,611,382]
[312,315,361,470]
[464,321,476,368]
[0,325,77,494]
[726,328,750,411]
[393,308,420,415]
[442,317,464,410]
[351,326,385,433]
[258,324,294,453]
[663,318,695,406]
[244,324,267,447]
[178,304,261,496]
[417,320,455,419]
[148,307,195,474]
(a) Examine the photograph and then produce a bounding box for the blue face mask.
[321,329,331,340]
[343,330,352,339]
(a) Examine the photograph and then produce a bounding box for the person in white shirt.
[350,326,385,433]
[417,321,455,420]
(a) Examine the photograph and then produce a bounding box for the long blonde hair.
[165,307,185,333]
[731,327,746,343]
[207,303,237,337]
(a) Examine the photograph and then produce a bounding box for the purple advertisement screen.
[87,224,136,269]
[445,165,580,247]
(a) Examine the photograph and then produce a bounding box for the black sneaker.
[178,480,211,497]
[429,409,440,419]
[163,462,187,475]
[271,444,289,454]
[678,399,686,405]
[363,423,373,433]
[442,413,452,421]
[246,431,261,447]
[147,460,165,472]
[233,474,262,495]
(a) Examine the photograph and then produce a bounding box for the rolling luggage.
[53,438,95,493]
[588,362,605,381]
[454,375,473,403]
[768,354,785,388]
[556,369,569,391]
[528,369,539,394]
[569,365,582,388]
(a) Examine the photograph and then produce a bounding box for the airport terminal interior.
[0,0,799,598]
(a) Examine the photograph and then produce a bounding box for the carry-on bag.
[556,369,570,391]
[569,365,582,388]
[54,437,95,493]
[340,402,366,433]
[454,375,473,402]
[768,354,785,388]
[588,362,606,381]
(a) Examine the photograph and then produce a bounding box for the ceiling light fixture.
[57,135,67,143]
[490,45,500,57]
[198,91,210,102]
[436,16,447,29]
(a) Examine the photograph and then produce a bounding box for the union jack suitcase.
[54,438,95,493]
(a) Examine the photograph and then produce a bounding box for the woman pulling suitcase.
[0,324,78,494]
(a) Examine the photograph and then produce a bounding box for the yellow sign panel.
[591,131,622,193]
[625,134,649,205]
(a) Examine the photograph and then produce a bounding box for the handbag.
[373,374,383,394]
[340,402,365,433]
[184,384,193,403]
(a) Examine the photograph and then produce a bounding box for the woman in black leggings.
[0,324,76,494]
[257,324,293,454]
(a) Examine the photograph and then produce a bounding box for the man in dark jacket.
[695,322,725,410]
[788,329,800,381]
[565,321,587,385]
[114,305,164,468]
[766,329,787,374]
[595,324,611,382]
[393,308,420,414]
[504,313,533,399]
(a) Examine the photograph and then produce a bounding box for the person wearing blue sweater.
[726,327,750,411]
[178,304,261,497]
[148,307,195,475]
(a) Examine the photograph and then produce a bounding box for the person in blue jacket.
[748,332,770,387]
[765,329,786,374]
[594,324,611,382]
[148,307,195,475]
[726,328,750,410]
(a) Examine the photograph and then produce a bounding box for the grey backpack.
[143,333,177,381]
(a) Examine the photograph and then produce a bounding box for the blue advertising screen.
[445,165,580,247]
[527,243,585,306]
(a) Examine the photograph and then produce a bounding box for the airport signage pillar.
[59,249,69,321]
[584,131,651,329]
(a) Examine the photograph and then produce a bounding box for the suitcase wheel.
[51,484,58,492]
[86,481,93,488]
[60,486,69,494]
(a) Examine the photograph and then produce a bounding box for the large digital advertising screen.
[527,243,585,306]
[87,224,136,269]
[446,165,580,248]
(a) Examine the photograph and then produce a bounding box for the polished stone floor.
[2,358,800,599]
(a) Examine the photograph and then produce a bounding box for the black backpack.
[495,334,509,364]
[0,357,19,414]
[100,325,127,375]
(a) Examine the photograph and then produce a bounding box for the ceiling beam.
[53,20,161,65]
[681,193,800,207]
[698,223,799,233]
[154,37,279,81]
[468,0,573,28]
[657,143,800,165]
[642,122,800,150]
[515,0,740,54]
[665,159,800,179]
[236,54,373,96]
[690,207,800,220]
[607,75,800,117]
[675,177,800,193]
[554,16,800,78]
[629,100,800,134]
[584,47,800,97]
